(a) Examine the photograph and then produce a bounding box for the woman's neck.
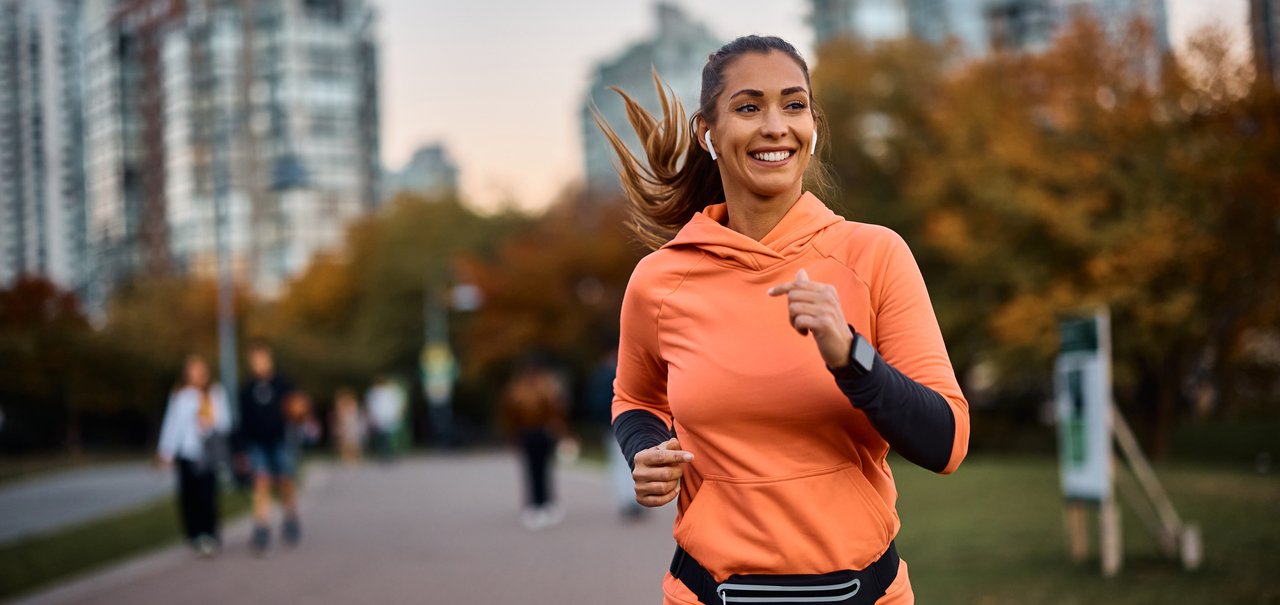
[722,184,804,241]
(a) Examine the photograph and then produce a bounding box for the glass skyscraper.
[82,0,380,301]
[580,3,721,200]
[0,0,89,297]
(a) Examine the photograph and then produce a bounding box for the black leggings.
[177,459,220,541]
[518,428,556,507]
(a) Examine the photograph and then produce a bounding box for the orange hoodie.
[613,192,969,581]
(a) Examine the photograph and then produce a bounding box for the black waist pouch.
[670,541,899,604]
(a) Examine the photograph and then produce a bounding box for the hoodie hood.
[662,192,844,271]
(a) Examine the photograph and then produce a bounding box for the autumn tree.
[815,18,1280,456]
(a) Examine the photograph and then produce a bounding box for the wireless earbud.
[810,130,818,155]
[704,130,718,161]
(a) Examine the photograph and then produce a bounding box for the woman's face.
[702,50,815,203]
[186,359,209,388]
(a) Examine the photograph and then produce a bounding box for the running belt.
[670,541,899,604]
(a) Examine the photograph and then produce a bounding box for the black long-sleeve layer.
[830,347,956,473]
[613,342,957,474]
[612,409,672,470]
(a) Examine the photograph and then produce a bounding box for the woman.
[601,36,970,604]
[157,355,231,557]
[331,387,366,465]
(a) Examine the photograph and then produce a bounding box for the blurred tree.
[0,277,89,453]
[815,18,1280,457]
[256,193,531,430]
[463,193,640,397]
[84,277,243,448]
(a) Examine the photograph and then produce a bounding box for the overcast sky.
[371,0,1250,213]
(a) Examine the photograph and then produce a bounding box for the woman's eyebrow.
[728,86,810,101]
[727,89,764,101]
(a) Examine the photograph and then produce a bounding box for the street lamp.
[420,280,482,447]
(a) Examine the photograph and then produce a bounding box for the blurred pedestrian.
[499,358,568,530]
[331,388,365,466]
[366,376,405,463]
[236,340,302,555]
[156,354,230,557]
[599,36,969,603]
[585,347,644,520]
[286,391,322,449]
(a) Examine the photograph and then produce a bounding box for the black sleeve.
[612,409,672,470]
[830,347,956,473]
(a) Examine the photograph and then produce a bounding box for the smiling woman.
[592,36,833,249]
[595,36,970,605]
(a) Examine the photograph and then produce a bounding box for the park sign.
[1054,309,1113,502]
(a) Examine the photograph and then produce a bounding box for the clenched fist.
[631,437,693,507]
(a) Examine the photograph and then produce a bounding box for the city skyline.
[375,0,1250,213]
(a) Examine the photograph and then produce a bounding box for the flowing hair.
[592,35,831,249]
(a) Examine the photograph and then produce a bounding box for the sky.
[372,0,1250,214]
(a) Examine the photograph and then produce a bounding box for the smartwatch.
[832,330,876,379]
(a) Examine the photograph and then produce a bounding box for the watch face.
[853,336,876,373]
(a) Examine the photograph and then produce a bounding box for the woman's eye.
[735,104,759,113]
[787,101,807,110]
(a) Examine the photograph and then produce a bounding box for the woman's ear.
[694,117,717,161]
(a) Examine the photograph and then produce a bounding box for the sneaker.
[194,534,219,558]
[251,525,270,556]
[520,507,545,531]
[543,504,564,528]
[282,516,301,547]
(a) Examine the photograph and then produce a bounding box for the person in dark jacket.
[236,340,300,555]
[499,358,569,530]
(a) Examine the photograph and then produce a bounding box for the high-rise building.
[82,0,380,300]
[0,0,89,296]
[811,0,908,45]
[984,0,1059,52]
[382,143,459,202]
[581,3,721,200]
[811,0,991,55]
[809,0,1168,57]
[1253,0,1280,90]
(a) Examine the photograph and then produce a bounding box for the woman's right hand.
[632,437,693,507]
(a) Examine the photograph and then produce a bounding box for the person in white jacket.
[156,355,231,556]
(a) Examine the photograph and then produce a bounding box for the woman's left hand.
[768,269,853,368]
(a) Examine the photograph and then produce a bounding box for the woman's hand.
[768,269,854,368]
[631,437,693,507]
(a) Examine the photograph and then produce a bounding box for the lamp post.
[214,116,238,416]
[420,279,482,447]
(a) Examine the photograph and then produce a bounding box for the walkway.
[14,453,677,605]
[0,462,170,544]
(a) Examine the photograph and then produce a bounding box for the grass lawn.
[0,485,251,600]
[893,455,1280,604]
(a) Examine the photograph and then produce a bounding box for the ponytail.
[591,73,723,250]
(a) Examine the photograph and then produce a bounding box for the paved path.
[0,462,171,543]
[13,453,678,605]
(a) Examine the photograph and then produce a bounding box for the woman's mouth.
[750,150,794,163]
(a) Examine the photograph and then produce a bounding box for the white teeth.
[751,150,792,162]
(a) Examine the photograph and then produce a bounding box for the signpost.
[1054,308,1202,576]
[1054,309,1119,574]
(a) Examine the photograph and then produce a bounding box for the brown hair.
[593,35,832,249]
